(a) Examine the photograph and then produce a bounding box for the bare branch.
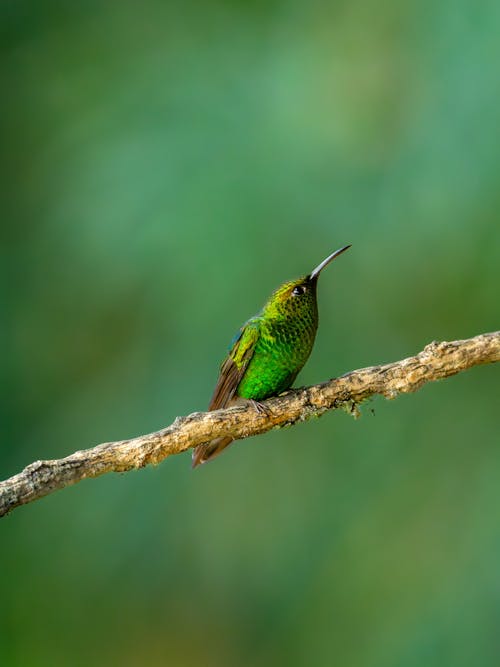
[1,331,499,517]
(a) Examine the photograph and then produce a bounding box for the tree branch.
[1,331,499,517]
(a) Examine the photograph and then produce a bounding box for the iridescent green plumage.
[192,245,351,467]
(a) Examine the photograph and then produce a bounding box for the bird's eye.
[292,285,306,296]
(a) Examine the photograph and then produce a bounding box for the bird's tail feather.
[192,437,234,468]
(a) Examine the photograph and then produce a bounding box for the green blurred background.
[2,1,499,665]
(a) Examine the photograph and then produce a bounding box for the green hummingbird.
[192,245,351,467]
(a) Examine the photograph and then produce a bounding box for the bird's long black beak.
[309,245,351,280]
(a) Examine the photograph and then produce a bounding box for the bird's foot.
[250,399,271,416]
[233,397,271,416]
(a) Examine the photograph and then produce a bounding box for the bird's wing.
[208,318,261,410]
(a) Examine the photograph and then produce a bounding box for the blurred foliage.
[1,1,499,666]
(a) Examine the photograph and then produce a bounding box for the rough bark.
[1,331,498,517]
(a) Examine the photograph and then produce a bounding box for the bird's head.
[262,245,351,320]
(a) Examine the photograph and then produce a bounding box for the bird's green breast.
[236,312,318,401]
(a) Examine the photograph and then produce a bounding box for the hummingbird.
[192,245,351,467]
